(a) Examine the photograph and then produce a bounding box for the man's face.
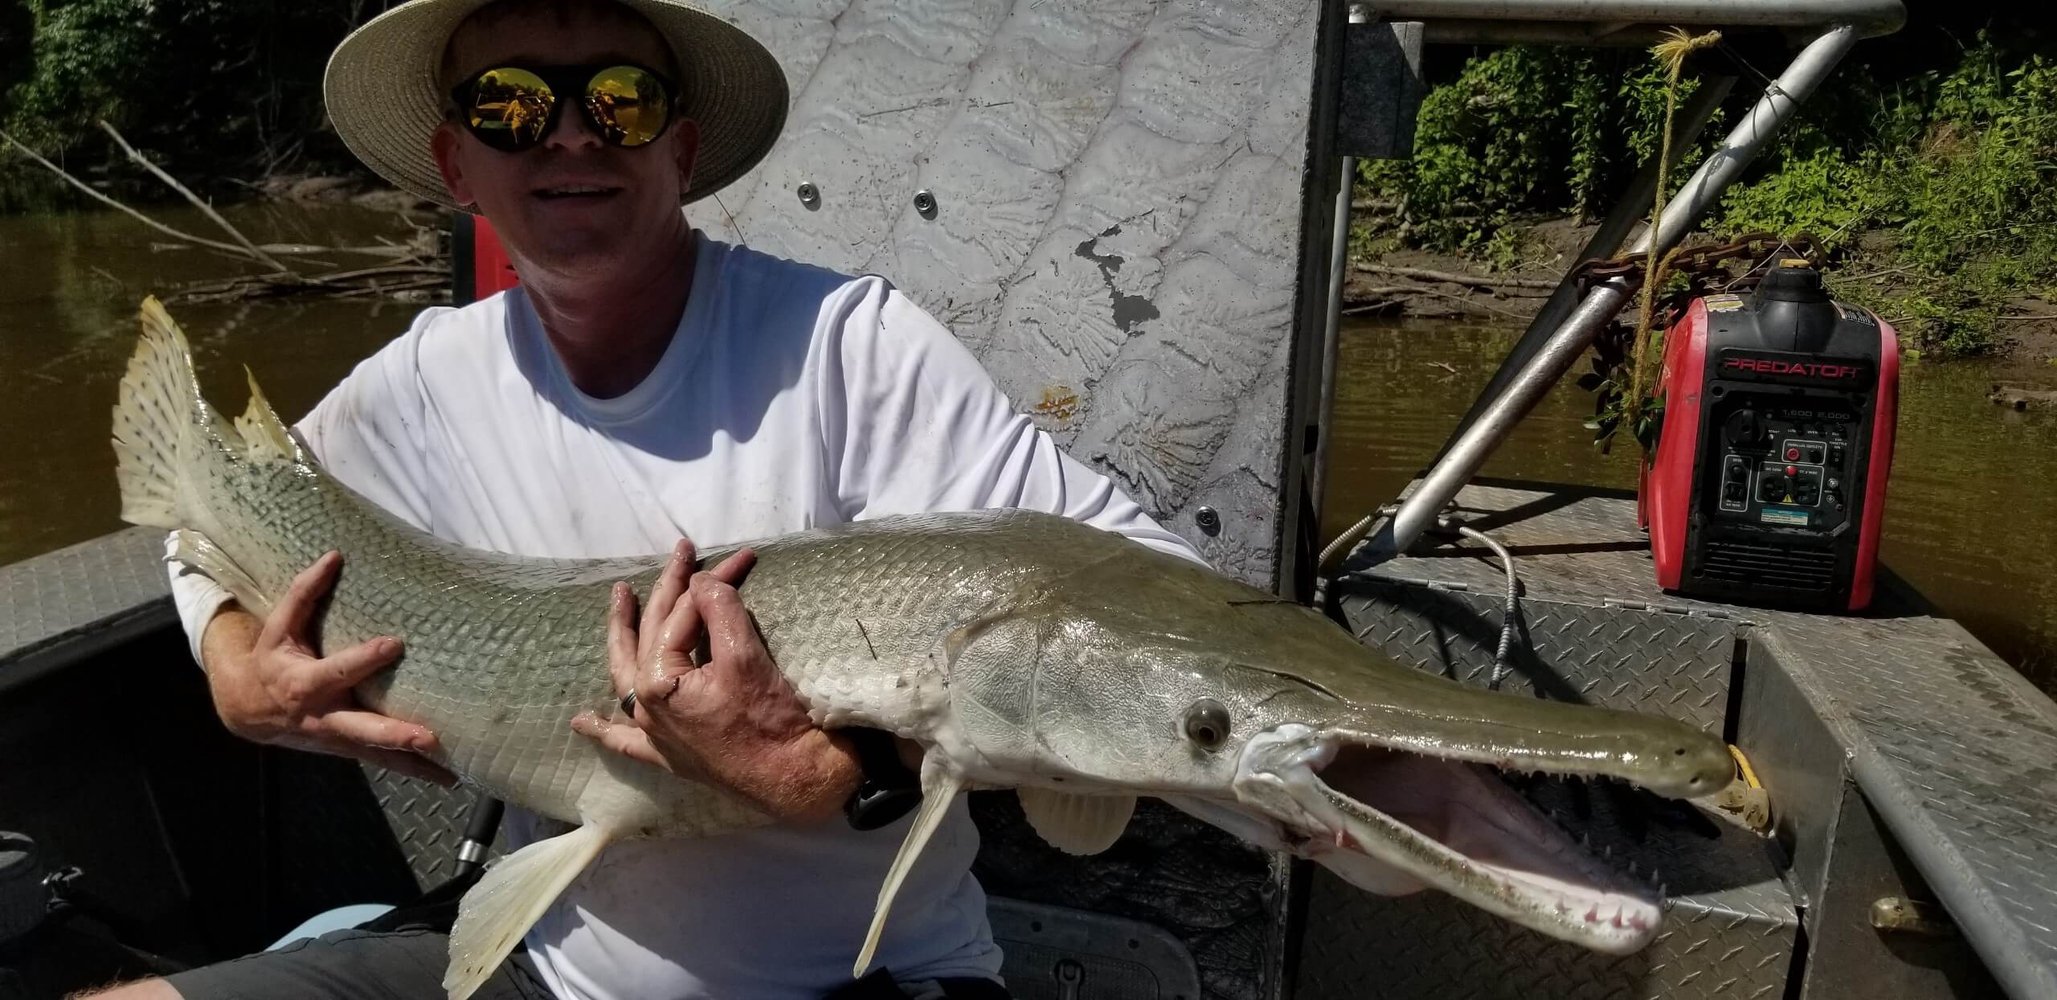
[432,5,698,273]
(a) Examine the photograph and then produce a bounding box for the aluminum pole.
[1313,159,1357,522]
[1312,3,1378,520]
[1374,0,1903,37]
[1358,24,1860,564]
[1432,73,1735,466]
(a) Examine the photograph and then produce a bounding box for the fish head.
[964,539,1735,954]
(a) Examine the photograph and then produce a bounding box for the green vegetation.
[1357,46,1710,266]
[1359,35,2057,356]
[0,0,371,206]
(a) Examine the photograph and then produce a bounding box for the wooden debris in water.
[0,122,447,305]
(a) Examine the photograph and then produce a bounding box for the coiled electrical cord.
[1437,516,1520,691]
[1323,504,1523,691]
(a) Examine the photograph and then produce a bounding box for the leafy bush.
[1362,34,2057,355]
[3,1,155,149]
[1724,41,2057,353]
[1359,45,1710,257]
[1,1,391,182]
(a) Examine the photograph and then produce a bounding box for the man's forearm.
[198,603,259,677]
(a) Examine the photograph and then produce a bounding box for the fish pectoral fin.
[445,822,616,1000]
[1017,788,1135,855]
[169,529,273,618]
[854,761,965,978]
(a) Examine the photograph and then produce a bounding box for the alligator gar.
[112,298,1735,998]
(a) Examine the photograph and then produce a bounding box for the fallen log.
[1352,262,1560,293]
[1989,384,2057,411]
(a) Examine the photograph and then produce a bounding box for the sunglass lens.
[466,67,555,150]
[585,66,672,147]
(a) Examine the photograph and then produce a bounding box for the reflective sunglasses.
[450,63,677,152]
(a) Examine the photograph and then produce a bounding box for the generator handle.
[1351,24,1861,566]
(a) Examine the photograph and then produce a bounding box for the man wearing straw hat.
[90,1,1198,998]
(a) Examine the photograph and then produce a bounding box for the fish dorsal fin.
[445,823,616,1000]
[853,761,965,978]
[1018,788,1135,855]
[235,365,303,463]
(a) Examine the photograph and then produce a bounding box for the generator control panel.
[1711,403,1858,532]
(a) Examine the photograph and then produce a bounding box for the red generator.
[451,213,522,302]
[1643,262,1900,611]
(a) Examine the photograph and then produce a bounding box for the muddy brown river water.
[3,203,2053,696]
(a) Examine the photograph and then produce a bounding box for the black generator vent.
[1699,538,1838,591]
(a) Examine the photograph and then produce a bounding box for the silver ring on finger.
[620,690,638,717]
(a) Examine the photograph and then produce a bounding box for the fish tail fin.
[445,823,615,1000]
[112,296,228,529]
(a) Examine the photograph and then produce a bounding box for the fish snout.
[1219,724,1669,955]
[1650,733,1739,800]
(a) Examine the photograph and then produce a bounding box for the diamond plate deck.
[1341,579,1740,731]
[363,770,487,889]
[0,526,175,692]
[1332,480,2057,999]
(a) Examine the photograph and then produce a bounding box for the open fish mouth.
[1195,724,1667,954]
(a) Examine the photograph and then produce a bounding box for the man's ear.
[431,121,476,209]
[672,118,701,194]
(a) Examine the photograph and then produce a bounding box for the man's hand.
[571,540,861,825]
[200,551,454,786]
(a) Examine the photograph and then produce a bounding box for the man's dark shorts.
[163,927,550,999]
[162,928,1012,999]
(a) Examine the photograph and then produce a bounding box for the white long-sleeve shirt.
[170,232,1200,1000]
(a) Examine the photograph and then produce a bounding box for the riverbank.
[245,173,441,216]
[1343,213,2057,384]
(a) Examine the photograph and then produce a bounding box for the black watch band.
[843,728,923,831]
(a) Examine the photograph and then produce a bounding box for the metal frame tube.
[1314,157,1357,522]
[1359,24,1860,564]
[1312,8,1378,521]
[1376,0,1903,37]
[1432,73,1736,466]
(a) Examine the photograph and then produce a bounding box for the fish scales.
[181,427,1059,830]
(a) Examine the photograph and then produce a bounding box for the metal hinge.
[1602,598,1749,622]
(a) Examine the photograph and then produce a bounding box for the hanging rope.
[1623,28,1723,452]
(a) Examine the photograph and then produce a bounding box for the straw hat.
[324,0,788,212]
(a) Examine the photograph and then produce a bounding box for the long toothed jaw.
[1229,725,1663,955]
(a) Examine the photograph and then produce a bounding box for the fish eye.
[1183,698,1232,749]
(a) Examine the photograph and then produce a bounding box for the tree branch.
[1351,262,1559,292]
[0,127,259,259]
[97,120,289,272]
